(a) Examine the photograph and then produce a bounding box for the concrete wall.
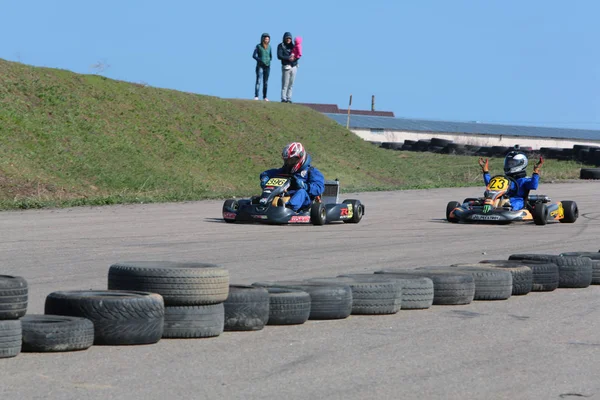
[352,128,600,150]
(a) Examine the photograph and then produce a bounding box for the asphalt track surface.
[1,181,600,400]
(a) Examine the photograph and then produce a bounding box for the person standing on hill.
[252,33,272,101]
[277,32,298,103]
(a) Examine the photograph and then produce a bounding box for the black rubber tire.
[310,202,326,225]
[45,290,164,345]
[481,260,560,292]
[163,303,224,338]
[342,199,364,224]
[20,315,94,352]
[253,281,353,320]
[532,203,548,225]
[446,201,461,222]
[580,168,600,180]
[264,287,311,325]
[307,277,402,315]
[223,285,270,331]
[108,261,230,306]
[223,199,238,223]
[560,200,578,223]
[338,274,434,309]
[459,262,533,295]
[0,275,28,320]
[508,254,592,288]
[430,138,453,147]
[0,320,21,359]
[435,266,513,300]
[559,253,600,284]
[374,270,475,305]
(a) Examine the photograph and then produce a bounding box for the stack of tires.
[0,276,27,358]
[107,261,230,339]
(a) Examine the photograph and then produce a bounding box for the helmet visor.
[284,156,300,167]
[504,158,521,169]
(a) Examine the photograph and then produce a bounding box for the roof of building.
[325,113,600,141]
[298,103,395,117]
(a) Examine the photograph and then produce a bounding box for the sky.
[1,0,599,130]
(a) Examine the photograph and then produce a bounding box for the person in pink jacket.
[291,36,302,64]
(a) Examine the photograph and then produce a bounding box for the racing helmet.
[504,151,528,178]
[282,142,307,173]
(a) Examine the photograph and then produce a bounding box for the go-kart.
[446,174,578,225]
[222,176,365,225]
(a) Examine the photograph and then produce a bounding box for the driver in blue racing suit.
[478,151,544,211]
[259,142,325,212]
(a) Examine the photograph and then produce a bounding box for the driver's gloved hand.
[533,156,544,174]
[260,176,269,189]
[294,177,307,191]
[478,157,489,173]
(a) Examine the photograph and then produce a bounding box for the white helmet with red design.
[282,142,307,173]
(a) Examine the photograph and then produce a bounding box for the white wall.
[353,128,600,150]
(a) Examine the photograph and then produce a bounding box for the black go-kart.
[222,177,364,225]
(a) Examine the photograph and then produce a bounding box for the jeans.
[255,65,270,99]
[281,65,297,101]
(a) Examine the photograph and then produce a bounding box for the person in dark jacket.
[260,142,325,212]
[252,33,272,101]
[478,150,544,210]
[277,32,298,103]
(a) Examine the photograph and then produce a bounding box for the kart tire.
[580,168,600,180]
[20,315,94,352]
[532,203,548,225]
[509,254,592,288]
[45,290,164,345]
[306,277,402,315]
[310,202,327,225]
[559,200,578,223]
[163,304,224,338]
[338,274,434,309]
[223,199,238,223]
[223,285,270,331]
[264,287,311,325]
[108,261,230,306]
[342,199,364,224]
[374,270,475,305]
[252,281,353,320]
[434,266,513,300]
[446,201,461,222]
[0,275,28,320]
[462,262,533,295]
[0,320,21,359]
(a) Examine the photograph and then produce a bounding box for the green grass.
[0,59,592,210]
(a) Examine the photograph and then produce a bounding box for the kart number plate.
[266,178,287,187]
[488,177,509,191]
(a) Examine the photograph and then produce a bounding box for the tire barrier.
[5,249,600,359]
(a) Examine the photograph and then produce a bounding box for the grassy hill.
[0,59,589,209]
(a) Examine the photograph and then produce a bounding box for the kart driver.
[259,142,325,212]
[478,150,544,211]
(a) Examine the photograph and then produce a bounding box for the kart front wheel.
[342,199,364,223]
[559,200,578,223]
[446,201,461,223]
[223,199,238,223]
[310,203,326,225]
[532,203,548,225]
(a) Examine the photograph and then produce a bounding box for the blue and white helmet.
[504,151,528,177]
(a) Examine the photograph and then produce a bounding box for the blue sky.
[1,1,599,130]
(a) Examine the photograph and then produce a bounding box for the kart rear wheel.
[559,200,578,223]
[342,199,363,223]
[223,199,238,223]
[446,201,461,223]
[532,203,548,225]
[310,203,326,225]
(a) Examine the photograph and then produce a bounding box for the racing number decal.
[266,178,287,187]
[488,177,509,191]
[346,204,353,219]
[340,208,348,216]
